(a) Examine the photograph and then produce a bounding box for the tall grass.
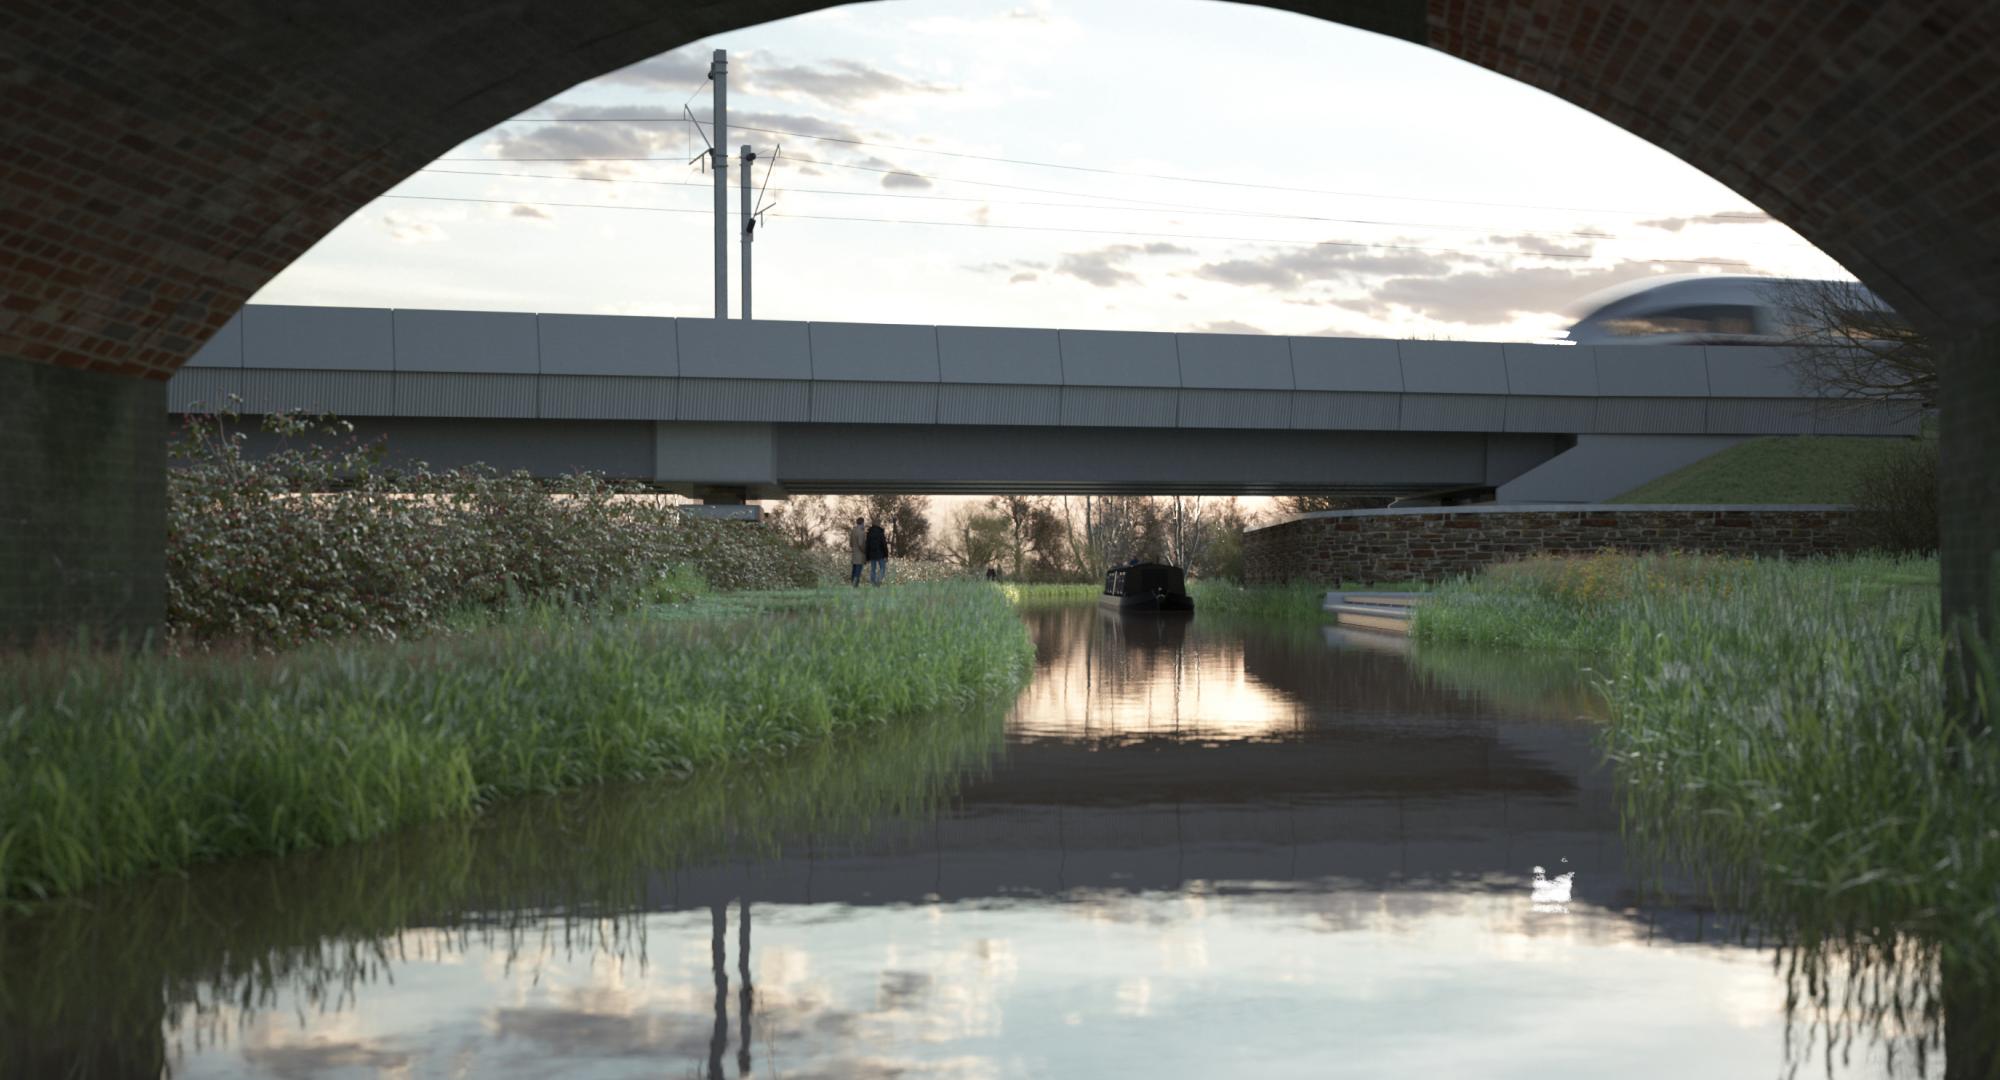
[1413,551,1995,1070]
[2,698,1010,1064]
[1000,582,1101,609]
[1412,551,1937,653]
[0,584,1033,904]
[1191,580,1420,621]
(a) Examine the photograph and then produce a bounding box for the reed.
[999,582,1101,609]
[1189,580,1430,622]
[1414,551,1995,1067]
[0,584,1034,904]
[1,696,1012,1064]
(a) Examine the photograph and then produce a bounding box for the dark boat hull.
[1098,592,1195,614]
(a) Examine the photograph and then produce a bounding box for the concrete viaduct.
[3,1,1997,669]
[173,304,1909,501]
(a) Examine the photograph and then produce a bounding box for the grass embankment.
[4,700,1012,1057]
[1000,582,1101,609]
[1412,552,1997,1049]
[1192,580,1424,621]
[1608,435,1910,504]
[0,584,1033,904]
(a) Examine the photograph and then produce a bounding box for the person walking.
[847,516,867,587]
[864,519,890,586]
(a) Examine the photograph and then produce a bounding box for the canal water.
[3,605,1902,1078]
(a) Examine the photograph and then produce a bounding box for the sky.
[250,0,1852,345]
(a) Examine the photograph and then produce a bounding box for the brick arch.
[3,0,1997,646]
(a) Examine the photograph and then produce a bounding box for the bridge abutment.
[0,359,165,649]
[1940,323,2000,733]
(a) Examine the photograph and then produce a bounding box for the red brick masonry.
[1242,505,1861,584]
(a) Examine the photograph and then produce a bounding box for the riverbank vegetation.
[167,412,817,649]
[1607,430,1940,555]
[1412,551,1995,1063]
[0,584,1033,904]
[769,493,1256,582]
[2,699,1013,1062]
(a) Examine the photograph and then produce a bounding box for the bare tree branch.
[1761,279,1934,413]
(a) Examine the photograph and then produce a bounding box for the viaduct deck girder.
[170,305,1912,495]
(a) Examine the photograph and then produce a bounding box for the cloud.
[966,258,1046,283]
[381,212,446,243]
[597,47,711,91]
[748,58,956,106]
[1359,260,1698,326]
[1192,243,1479,292]
[596,47,954,108]
[487,121,666,165]
[1482,233,1597,258]
[483,107,872,182]
[882,172,933,190]
[1636,210,1774,231]
[510,204,552,220]
[1189,320,1267,334]
[1055,243,1194,288]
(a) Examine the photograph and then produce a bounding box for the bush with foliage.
[1847,434,1939,554]
[166,412,817,648]
[805,549,973,585]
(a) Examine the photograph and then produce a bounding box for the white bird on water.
[1531,863,1574,907]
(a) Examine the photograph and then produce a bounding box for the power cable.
[483,114,1774,220]
[377,193,1755,267]
[414,166,1629,242]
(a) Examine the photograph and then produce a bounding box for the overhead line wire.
[414,166,1630,241]
[481,114,1774,220]
[377,193,1755,267]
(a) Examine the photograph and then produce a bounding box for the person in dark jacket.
[864,520,890,586]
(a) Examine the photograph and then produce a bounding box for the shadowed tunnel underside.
[2,0,1997,646]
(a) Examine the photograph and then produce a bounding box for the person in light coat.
[847,516,867,587]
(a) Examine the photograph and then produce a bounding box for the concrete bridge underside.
[183,305,1909,500]
[242,418,1566,497]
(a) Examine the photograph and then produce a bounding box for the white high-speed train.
[1557,274,1890,346]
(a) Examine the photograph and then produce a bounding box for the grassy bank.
[1411,552,1936,652]
[1606,434,1913,504]
[1192,581,1420,621]
[0,583,1033,904]
[1412,552,1996,1054]
[3,699,1012,1060]
[1000,582,1101,609]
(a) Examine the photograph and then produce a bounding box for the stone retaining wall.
[1242,504,1862,584]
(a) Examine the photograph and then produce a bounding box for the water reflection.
[1,606,1914,1077]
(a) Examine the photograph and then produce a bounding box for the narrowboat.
[1099,562,1195,614]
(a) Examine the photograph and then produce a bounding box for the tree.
[939,508,1010,571]
[838,495,933,559]
[1763,278,1934,412]
[988,495,1056,579]
[762,494,838,550]
[1274,494,1392,515]
[1163,496,1254,580]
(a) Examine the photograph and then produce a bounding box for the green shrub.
[166,412,817,648]
[0,583,1033,903]
[1847,435,1940,554]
